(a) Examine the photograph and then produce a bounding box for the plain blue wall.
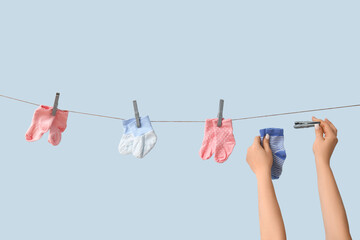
[0,1,359,239]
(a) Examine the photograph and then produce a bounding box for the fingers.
[312,116,336,138]
[312,116,324,140]
[253,136,261,146]
[325,118,337,136]
[312,116,323,123]
[262,134,271,153]
[315,123,324,140]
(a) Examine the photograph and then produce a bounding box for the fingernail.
[315,124,319,130]
[265,134,270,139]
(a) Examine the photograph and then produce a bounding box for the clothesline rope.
[1,93,359,122]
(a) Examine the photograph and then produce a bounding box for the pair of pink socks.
[25,105,69,146]
[199,118,236,163]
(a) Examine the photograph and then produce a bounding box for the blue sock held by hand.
[260,128,286,180]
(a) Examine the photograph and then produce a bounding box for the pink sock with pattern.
[199,118,236,163]
[48,109,69,146]
[199,119,216,160]
[25,105,55,142]
[214,118,236,163]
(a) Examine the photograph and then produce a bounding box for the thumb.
[263,134,271,153]
[252,136,261,148]
[314,122,324,140]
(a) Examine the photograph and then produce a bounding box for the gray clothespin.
[217,99,224,127]
[133,100,141,128]
[294,121,320,129]
[52,92,60,116]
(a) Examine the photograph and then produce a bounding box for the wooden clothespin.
[217,99,224,127]
[133,100,141,128]
[52,92,60,116]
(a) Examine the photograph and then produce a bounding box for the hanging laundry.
[199,118,236,163]
[25,105,69,146]
[259,128,287,179]
[118,115,157,158]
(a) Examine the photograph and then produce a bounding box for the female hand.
[246,134,273,178]
[312,116,338,167]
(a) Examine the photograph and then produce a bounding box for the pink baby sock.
[214,118,236,163]
[25,105,55,142]
[48,109,69,146]
[199,119,216,160]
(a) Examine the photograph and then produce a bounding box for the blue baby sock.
[259,128,286,180]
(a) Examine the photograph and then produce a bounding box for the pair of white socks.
[118,115,157,158]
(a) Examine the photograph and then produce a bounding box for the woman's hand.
[246,134,273,179]
[312,116,338,167]
[247,134,287,239]
[312,117,352,239]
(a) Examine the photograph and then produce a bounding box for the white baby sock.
[132,130,157,158]
[118,115,157,158]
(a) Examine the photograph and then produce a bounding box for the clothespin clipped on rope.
[133,100,141,128]
[294,121,320,129]
[52,92,60,116]
[217,99,224,127]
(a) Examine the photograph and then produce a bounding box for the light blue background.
[0,1,359,239]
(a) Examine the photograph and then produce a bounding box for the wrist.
[315,158,331,170]
[256,171,272,181]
